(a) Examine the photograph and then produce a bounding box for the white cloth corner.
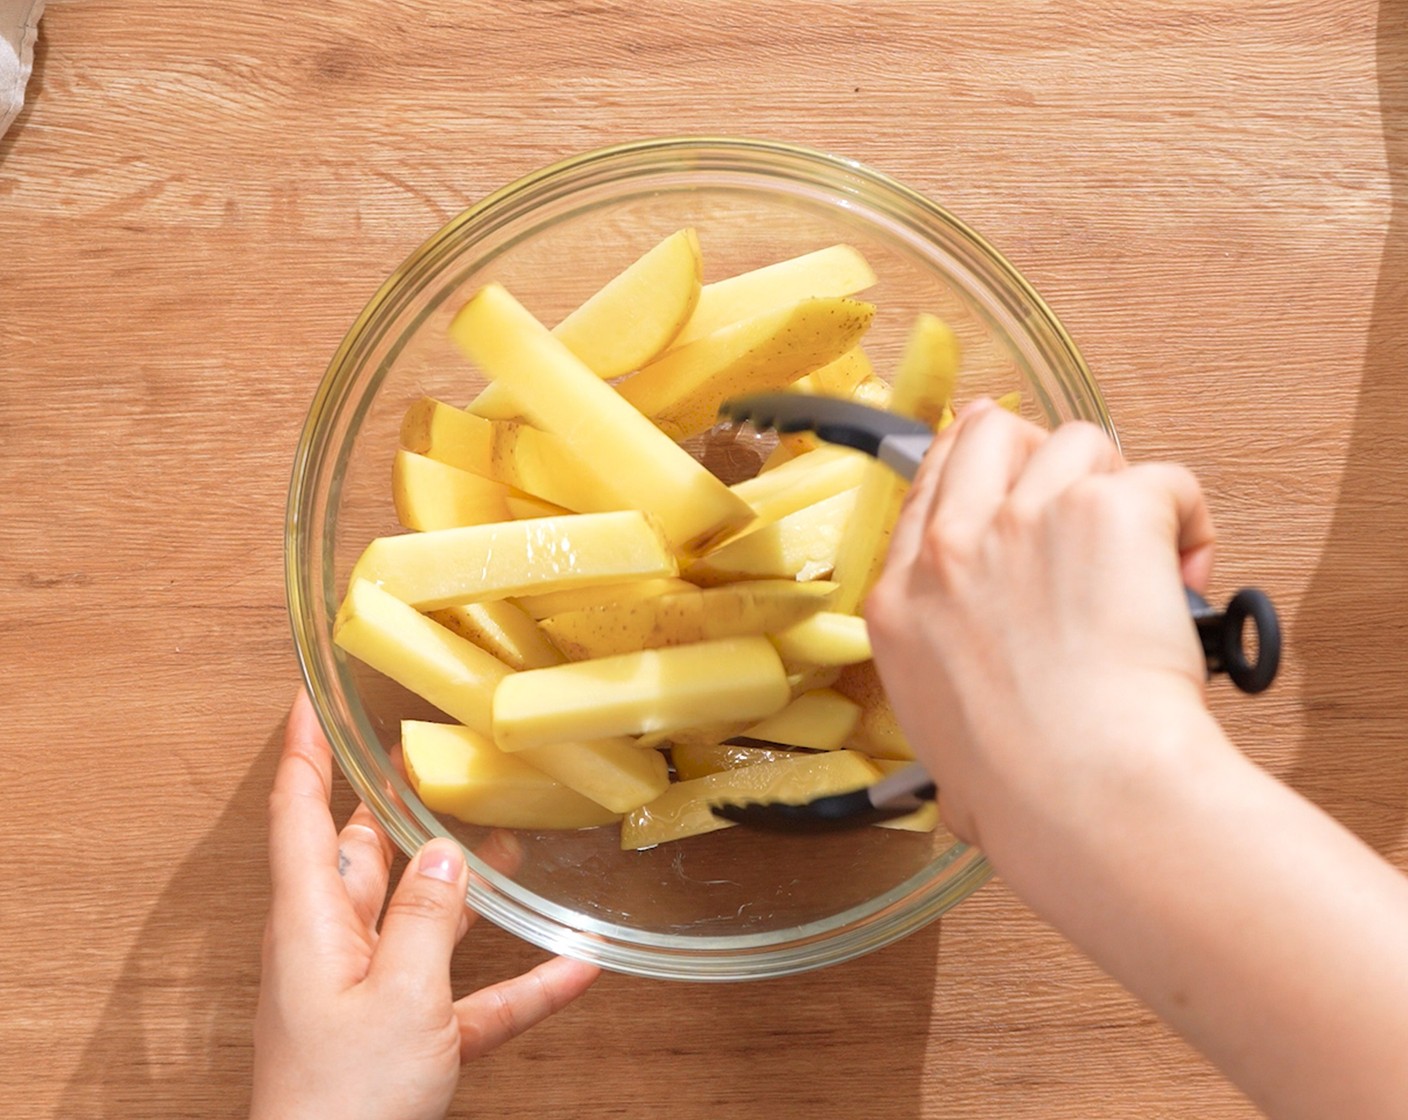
[1,0,44,140]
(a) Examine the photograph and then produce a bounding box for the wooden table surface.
[5,2,1406,1116]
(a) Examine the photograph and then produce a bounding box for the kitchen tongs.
[709,392,1282,833]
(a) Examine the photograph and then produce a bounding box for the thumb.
[370,838,471,994]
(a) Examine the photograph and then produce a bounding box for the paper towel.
[1,0,43,140]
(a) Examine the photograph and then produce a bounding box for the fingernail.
[417,839,464,883]
[960,396,996,418]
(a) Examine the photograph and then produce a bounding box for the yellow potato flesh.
[362,233,966,842]
[834,661,915,761]
[400,395,493,477]
[335,581,667,812]
[503,492,571,520]
[849,376,894,411]
[741,687,861,751]
[487,419,627,514]
[470,228,703,419]
[686,487,858,586]
[789,346,874,397]
[334,579,512,735]
[539,579,837,661]
[449,283,755,552]
[729,445,868,528]
[514,576,696,621]
[402,721,620,830]
[349,510,677,611]
[615,297,875,441]
[672,244,878,348]
[770,611,872,666]
[428,598,565,672]
[620,749,880,850]
[511,735,670,814]
[830,315,960,614]
[492,636,791,751]
[669,741,800,782]
[785,664,842,696]
[889,313,959,428]
[635,720,753,750]
[392,449,513,531]
[400,397,616,514]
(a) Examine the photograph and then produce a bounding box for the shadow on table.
[1287,2,1408,850]
[58,712,944,1120]
[447,914,945,1120]
[56,723,284,1119]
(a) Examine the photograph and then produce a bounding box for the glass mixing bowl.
[286,137,1112,981]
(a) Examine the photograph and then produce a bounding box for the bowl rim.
[286,135,1108,981]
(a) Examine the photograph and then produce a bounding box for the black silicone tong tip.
[709,765,938,834]
[710,790,913,832]
[718,392,930,458]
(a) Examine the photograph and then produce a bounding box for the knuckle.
[385,886,457,926]
[1056,418,1113,450]
[1060,473,1128,522]
[921,517,978,573]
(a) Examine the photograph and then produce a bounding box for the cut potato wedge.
[487,419,628,514]
[539,579,836,660]
[835,661,916,761]
[349,510,676,611]
[349,232,969,846]
[334,578,511,736]
[336,582,664,812]
[789,346,875,398]
[552,228,702,375]
[449,283,755,552]
[741,687,861,751]
[514,576,696,620]
[729,445,868,528]
[620,749,880,849]
[849,376,894,411]
[400,395,494,477]
[686,487,858,585]
[428,599,565,672]
[503,492,571,520]
[470,229,703,421]
[492,636,791,751]
[830,315,959,613]
[402,721,621,830]
[785,664,842,696]
[672,244,878,348]
[669,741,800,782]
[392,449,513,531]
[888,313,959,427]
[510,735,671,814]
[636,720,753,750]
[615,297,875,440]
[400,397,616,514]
[769,612,872,666]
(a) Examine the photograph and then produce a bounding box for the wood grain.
[3,1,1405,1116]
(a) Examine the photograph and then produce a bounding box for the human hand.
[865,400,1218,850]
[251,690,600,1120]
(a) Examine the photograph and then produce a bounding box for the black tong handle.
[1186,587,1281,694]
